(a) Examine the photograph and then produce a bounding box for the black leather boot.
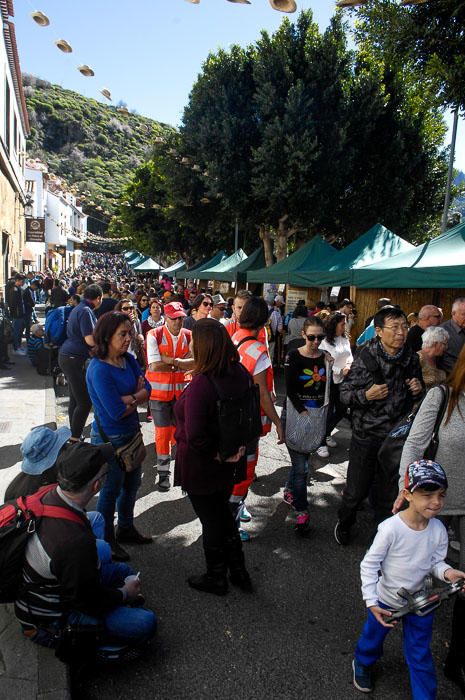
[187,547,228,596]
[444,596,465,697]
[224,535,253,592]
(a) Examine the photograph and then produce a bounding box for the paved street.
[51,379,462,700]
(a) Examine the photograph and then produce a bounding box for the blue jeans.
[12,318,25,349]
[356,603,436,700]
[286,447,310,512]
[91,428,142,541]
[30,561,156,650]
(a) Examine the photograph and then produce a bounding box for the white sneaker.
[14,348,26,355]
[326,436,337,448]
[316,445,329,458]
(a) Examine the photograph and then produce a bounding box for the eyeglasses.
[121,306,133,311]
[306,334,325,342]
[201,301,213,308]
[383,324,408,333]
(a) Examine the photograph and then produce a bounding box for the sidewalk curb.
[0,370,72,700]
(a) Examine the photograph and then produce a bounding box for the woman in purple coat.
[174,318,252,596]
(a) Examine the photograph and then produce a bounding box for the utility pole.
[234,216,239,252]
[441,109,459,233]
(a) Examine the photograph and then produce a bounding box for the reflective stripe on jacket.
[146,326,192,401]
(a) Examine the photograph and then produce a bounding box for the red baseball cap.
[164,301,186,319]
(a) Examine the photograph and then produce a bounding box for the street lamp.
[24,197,34,217]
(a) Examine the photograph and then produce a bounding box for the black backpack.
[208,363,262,462]
[0,484,85,604]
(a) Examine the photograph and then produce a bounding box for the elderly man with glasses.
[405,304,442,354]
[334,306,424,545]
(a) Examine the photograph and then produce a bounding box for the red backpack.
[0,484,87,603]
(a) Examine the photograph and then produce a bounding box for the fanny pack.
[94,413,146,473]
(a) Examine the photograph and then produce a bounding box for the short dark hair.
[234,289,252,302]
[191,292,213,311]
[92,311,131,359]
[293,304,308,319]
[84,283,103,300]
[100,281,112,294]
[192,318,239,376]
[239,296,269,330]
[374,306,406,329]
[303,316,325,333]
[71,294,81,304]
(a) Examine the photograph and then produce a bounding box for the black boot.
[444,596,465,697]
[224,535,253,592]
[187,547,228,596]
[107,528,130,562]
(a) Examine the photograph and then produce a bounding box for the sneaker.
[334,520,351,546]
[326,435,337,448]
[239,528,250,542]
[295,512,310,535]
[352,658,373,693]
[239,503,252,523]
[283,489,294,507]
[158,473,171,491]
[316,445,329,458]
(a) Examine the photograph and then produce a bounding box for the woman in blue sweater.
[86,311,152,561]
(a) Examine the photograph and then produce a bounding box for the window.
[13,114,18,153]
[5,79,11,154]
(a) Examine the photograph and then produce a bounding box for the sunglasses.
[201,301,213,308]
[121,306,133,311]
[140,298,148,302]
[306,334,325,342]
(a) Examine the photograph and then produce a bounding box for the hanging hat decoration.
[136,202,145,208]
[192,164,201,172]
[185,0,200,4]
[226,0,251,4]
[31,11,50,26]
[117,106,129,116]
[336,0,365,5]
[100,88,112,100]
[269,0,297,11]
[78,64,95,77]
[200,197,211,204]
[55,39,73,53]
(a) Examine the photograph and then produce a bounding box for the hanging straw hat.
[78,64,95,77]
[31,11,50,26]
[55,39,72,53]
[269,0,297,11]
[100,88,112,100]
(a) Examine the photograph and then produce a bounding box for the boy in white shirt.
[353,459,465,697]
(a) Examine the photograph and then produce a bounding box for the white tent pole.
[441,109,459,234]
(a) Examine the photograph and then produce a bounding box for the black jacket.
[340,339,424,439]
[5,283,25,319]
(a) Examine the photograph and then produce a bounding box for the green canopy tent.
[127,254,149,268]
[215,247,267,283]
[352,221,465,288]
[124,250,139,260]
[291,223,415,287]
[133,257,163,272]
[162,260,187,275]
[246,236,337,284]
[201,249,248,281]
[176,251,227,280]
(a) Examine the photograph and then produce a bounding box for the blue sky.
[14,0,464,171]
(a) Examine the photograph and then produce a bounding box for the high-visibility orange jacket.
[225,318,268,346]
[146,326,192,402]
[231,327,273,435]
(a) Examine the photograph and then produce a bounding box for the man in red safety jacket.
[230,296,284,541]
[146,302,194,491]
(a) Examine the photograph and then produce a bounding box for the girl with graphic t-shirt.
[284,317,331,534]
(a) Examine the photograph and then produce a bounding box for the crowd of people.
[2,251,465,698]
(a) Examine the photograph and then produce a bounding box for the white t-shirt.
[319,335,353,384]
[146,328,180,364]
[360,513,449,609]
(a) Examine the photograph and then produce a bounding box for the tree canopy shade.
[201,249,248,281]
[351,221,465,289]
[132,257,163,272]
[247,236,337,284]
[176,251,228,280]
[290,223,414,286]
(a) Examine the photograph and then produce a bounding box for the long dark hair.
[192,318,239,376]
[445,343,465,424]
[189,292,213,315]
[92,312,131,359]
[324,312,346,346]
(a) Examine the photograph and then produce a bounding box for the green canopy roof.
[291,223,414,287]
[217,247,267,283]
[162,260,186,275]
[127,254,149,268]
[124,250,139,260]
[352,221,465,289]
[202,249,248,281]
[176,251,227,280]
[133,257,163,272]
[247,235,337,284]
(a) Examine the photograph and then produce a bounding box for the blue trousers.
[91,428,142,541]
[355,605,436,700]
[285,447,309,512]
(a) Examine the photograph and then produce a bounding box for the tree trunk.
[258,224,274,267]
[274,215,298,262]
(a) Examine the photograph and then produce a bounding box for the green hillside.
[23,75,173,233]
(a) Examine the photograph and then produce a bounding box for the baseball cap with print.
[404,459,448,493]
[164,301,186,319]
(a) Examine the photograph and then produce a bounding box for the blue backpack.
[45,305,72,346]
